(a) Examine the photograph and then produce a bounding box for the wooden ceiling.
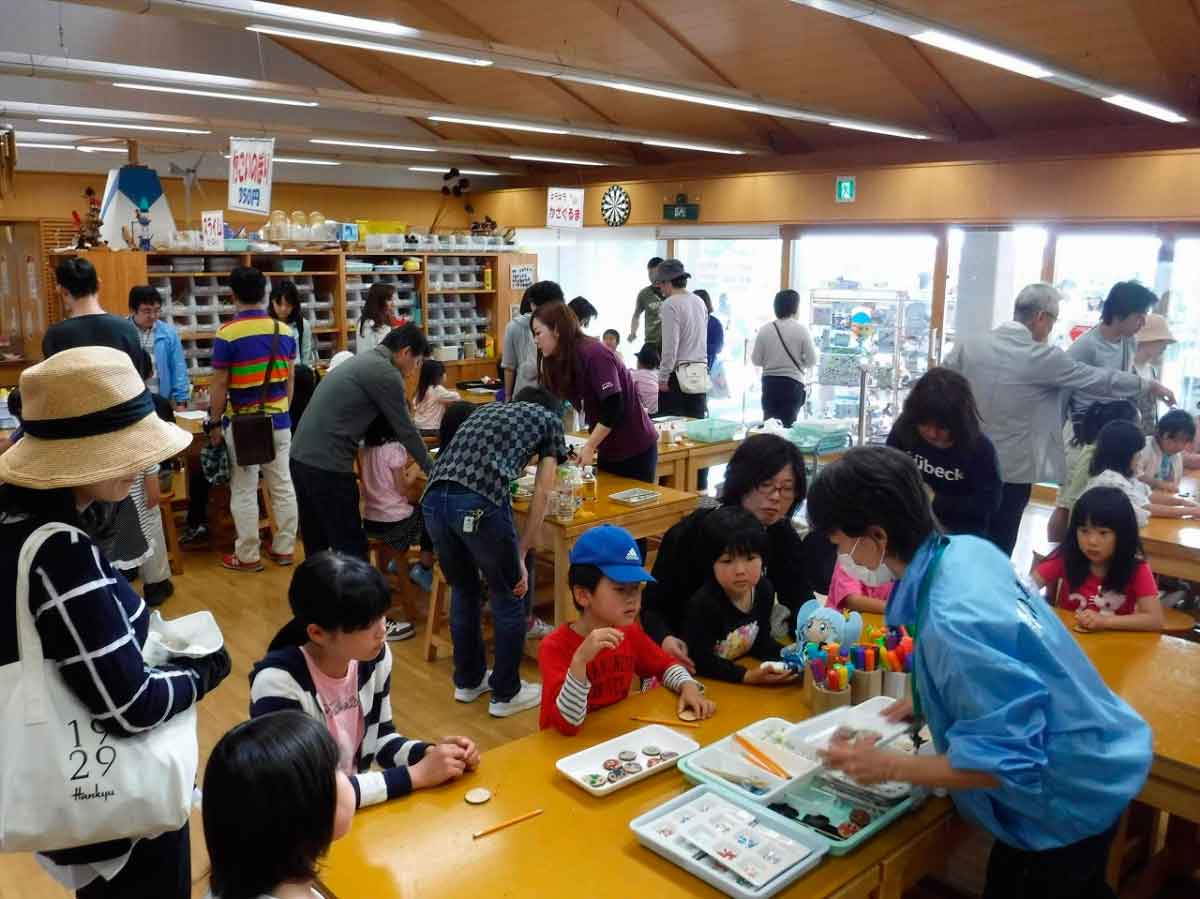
[268,0,1200,170]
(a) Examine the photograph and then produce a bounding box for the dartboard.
[600,184,631,227]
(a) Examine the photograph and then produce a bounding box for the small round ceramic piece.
[464,788,492,805]
[849,808,872,828]
[607,768,625,783]
[584,773,608,788]
[602,758,621,770]
[678,708,700,722]
[642,745,661,757]
[646,757,662,768]
[659,750,679,761]
[837,821,860,838]
[622,761,642,775]
[618,750,637,762]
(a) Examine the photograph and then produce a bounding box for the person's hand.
[573,627,624,667]
[578,443,596,468]
[440,736,480,770]
[144,473,161,509]
[820,733,902,785]
[884,697,914,722]
[677,682,716,720]
[172,646,232,699]
[661,636,696,674]
[743,666,800,686]
[627,332,637,344]
[1149,381,1176,406]
[513,553,529,599]
[175,402,188,412]
[1075,608,1104,631]
[409,742,468,789]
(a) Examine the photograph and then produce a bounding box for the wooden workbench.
[318,678,959,899]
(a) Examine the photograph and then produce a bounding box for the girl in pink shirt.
[826,557,893,613]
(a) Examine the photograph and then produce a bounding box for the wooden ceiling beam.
[1125,0,1200,114]
[854,27,994,142]
[579,0,811,152]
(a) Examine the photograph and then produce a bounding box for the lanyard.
[908,537,948,726]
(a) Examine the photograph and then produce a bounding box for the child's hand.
[440,735,480,770]
[743,666,800,686]
[573,627,624,667]
[1075,608,1104,631]
[677,682,716,720]
[409,742,469,789]
[661,636,696,673]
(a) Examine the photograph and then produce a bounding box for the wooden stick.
[630,716,701,729]
[472,808,543,840]
[734,734,789,779]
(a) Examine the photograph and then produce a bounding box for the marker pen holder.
[811,683,852,714]
[883,671,912,700]
[851,668,883,705]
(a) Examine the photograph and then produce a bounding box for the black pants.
[659,373,707,419]
[598,442,659,484]
[186,469,210,528]
[761,375,806,427]
[290,457,368,560]
[76,823,190,899]
[989,482,1032,556]
[983,824,1118,899]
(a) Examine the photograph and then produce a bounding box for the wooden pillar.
[929,225,950,368]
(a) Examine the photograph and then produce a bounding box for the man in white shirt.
[653,258,708,419]
[500,281,563,401]
[944,283,1173,556]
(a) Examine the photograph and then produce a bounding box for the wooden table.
[515,472,698,624]
[461,389,499,406]
[574,422,747,494]
[319,679,959,899]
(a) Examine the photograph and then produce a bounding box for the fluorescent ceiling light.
[113,82,318,107]
[911,30,1052,79]
[76,145,127,153]
[641,139,744,155]
[1102,94,1187,124]
[827,120,930,140]
[249,1,417,36]
[15,141,74,149]
[275,156,340,166]
[310,138,437,153]
[510,153,606,166]
[409,166,501,176]
[560,78,764,113]
[428,115,568,135]
[246,25,493,68]
[39,118,211,135]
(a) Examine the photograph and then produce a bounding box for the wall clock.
[600,184,631,227]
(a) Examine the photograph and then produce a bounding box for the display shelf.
[426,288,497,295]
[265,270,339,276]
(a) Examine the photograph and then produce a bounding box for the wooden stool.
[158,490,184,576]
[368,539,421,625]
[422,564,453,662]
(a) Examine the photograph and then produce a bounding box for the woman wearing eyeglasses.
[641,434,833,671]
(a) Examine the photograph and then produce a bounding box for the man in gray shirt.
[500,280,563,401]
[291,324,432,559]
[629,256,665,348]
[944,283,1173,556]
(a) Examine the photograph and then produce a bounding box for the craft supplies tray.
[555,724,699,797]
[686,418,740,443]
[609,487,661,506]
[630,784,827,899]
[678,718,822,804]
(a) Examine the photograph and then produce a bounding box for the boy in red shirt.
[538,525,715,735]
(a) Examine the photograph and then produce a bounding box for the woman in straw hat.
[0,346,231,899]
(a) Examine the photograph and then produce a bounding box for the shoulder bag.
[230,321,280,466]
[772,322,808,406]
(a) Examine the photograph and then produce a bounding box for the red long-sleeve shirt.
[537,622,693,735]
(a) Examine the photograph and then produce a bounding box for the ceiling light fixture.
[556,77,764,113]
[509,153,606,166]
[75,145,128,153]
[1102,94,1188,124]
[910,30,1052,79]
[248,1,418,36]
[641,139,745,155]
[827,120,931,140]
[113,82,318,107]
[14,141,74,149]
[274,156,341,166]
[309,138,437,153]
[38,117,211,135]
[428,115,568,135]
[246,25,493,68]
[408,166,501,176]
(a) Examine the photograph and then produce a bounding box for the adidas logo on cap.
[625,547,640,561]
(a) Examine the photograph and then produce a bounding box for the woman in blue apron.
[805,445,1151,899]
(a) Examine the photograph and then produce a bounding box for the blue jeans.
[421,482,527,702]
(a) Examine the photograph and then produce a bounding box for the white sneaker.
[525,616,554,640]
[453,669,494,703]
[488,681,542,718]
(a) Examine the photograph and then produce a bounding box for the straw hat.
[0,346,192,489]
[1136,313,1176,345]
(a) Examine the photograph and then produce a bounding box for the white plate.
[684,718,821,804]
[555,724,699,797]
[782,696,909,756]
[142,610,224,667]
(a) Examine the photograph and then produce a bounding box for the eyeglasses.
[755,481,796,498]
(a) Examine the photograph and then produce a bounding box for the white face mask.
[838,537,894,587]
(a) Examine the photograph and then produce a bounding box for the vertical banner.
[201,210,225,251]
[227,137,275,215]
[546,187,584,229]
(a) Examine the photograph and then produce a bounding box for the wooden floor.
[0,544,543,899]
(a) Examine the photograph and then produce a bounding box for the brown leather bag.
[230,322,280,466]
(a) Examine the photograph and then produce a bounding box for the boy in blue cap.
[538,524,715,735]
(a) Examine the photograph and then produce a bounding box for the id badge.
[463,509,481,533]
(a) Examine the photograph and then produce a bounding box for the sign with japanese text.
[201,210,224,251]
[509,263,535,291]
[546,186,584,229]
[227,137,275,215]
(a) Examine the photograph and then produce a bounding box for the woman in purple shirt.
[532,302,659,483]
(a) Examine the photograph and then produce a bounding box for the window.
[1050,233,1161,351]
[1165,238,1200,411]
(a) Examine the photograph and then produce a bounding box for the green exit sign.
[663,202,700,221]
[835,175,856,203]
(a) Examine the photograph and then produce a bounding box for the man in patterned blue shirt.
[421,386,568,718]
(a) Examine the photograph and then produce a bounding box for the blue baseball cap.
[569,524,655,584]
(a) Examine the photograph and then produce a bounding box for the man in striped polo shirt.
[207,266,300,572]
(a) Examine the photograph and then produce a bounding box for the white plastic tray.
[555,724,699,797]
[782,695,910,755]
[142,610,223,667]
[681,718,822,804]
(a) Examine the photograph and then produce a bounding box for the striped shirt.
[250,643,430,808]
[212,309,296,429]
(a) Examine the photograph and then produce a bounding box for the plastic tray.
[555,724,699,797]
[687,418,740,443]
[782,696,910,756]
[630,784,827,899]
[678,718,821,804]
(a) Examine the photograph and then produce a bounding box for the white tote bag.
[675,360,711,395]
[0,523,197,853]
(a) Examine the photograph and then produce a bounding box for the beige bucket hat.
[0,345,192,489]
[1136,313,1176,345]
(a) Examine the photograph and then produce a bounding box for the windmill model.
[168,153,207,229]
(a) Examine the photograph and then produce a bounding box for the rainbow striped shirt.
[212,309,296,429]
